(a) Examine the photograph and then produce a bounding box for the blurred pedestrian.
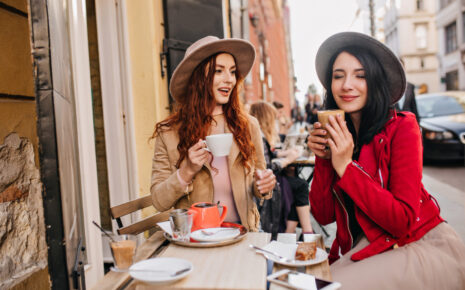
[395,58,420,122]
[272,101,292,142]
[308,32,465,289]
[250,101,313,237]
[150,36,276,231]
[305,93,322,125]
[291,101,303,125]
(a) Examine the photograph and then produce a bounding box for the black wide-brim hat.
[169,36,256,102]
[315,32,406,104]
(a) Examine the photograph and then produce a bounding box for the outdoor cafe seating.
[93,195,333,290]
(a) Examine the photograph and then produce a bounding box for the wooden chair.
[110,195,172,235]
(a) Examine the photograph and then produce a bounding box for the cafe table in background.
[92,231,332,289]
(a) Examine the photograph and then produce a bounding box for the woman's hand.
[179,139,211,182]
[325,115,354,177]
[276,147,301,168]
[276,147,301,160]
[254,169,276,197]
[307,122,331,159]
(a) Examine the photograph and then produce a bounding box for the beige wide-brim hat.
[315,32,406,104]
[169,36,256,102]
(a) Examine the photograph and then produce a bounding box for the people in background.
[308,32,465,289]
[272,101,292,142]
[395,58,419,122]
[250,101,314,237]
[305,93,321,125]
[150,36,276,231]
[291,101,304,126]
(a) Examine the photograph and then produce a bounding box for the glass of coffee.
[317,110,345,149]
[110,234,137,270]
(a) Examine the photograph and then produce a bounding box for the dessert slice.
[295,242,317,261]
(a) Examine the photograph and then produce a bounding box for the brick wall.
[246,0,293,116]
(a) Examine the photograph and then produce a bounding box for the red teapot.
[188,202,228,232]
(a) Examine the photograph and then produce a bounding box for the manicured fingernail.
[321,130,326,134]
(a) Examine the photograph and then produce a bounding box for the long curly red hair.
[153,53,255,171]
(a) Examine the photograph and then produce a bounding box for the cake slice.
[295,242,317,261]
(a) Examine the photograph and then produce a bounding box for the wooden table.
[128,232,269,289]
[92,231,332,290]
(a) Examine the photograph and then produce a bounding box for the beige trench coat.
[150,115,269,231]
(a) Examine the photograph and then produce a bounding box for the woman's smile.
[340,94,359,102]
[217,87,232,96]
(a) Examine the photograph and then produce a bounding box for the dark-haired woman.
[150,36,276,231]
[308,32,465,289]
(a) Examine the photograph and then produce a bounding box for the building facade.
[1,0,295,289]
[436,0,465,90]
[247,0,295,115]
[384,0,440,93]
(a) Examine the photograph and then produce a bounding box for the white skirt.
[330,222,465,290]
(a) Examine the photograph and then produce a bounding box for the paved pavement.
[306,168,465,248]
[422,172,465,242]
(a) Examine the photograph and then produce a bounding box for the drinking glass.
[109,234,137,270]
[169,209,194,242]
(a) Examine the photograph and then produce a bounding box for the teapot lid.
[193,202,215,208]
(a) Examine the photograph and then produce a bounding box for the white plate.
[129,257,193,285]
[259,241,328,267]
[191,227,241,242]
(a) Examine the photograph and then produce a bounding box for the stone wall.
[0,133,48,289]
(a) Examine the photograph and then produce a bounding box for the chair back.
[110,195,172,235]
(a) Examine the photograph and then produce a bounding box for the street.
[309,162,465,247]
[423,163,465,242]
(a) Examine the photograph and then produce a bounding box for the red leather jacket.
[310,111,443,263]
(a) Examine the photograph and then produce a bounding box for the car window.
[417,95,465,118]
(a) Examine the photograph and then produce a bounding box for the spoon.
[249,244,295,263]
[111,266,191,277]
[92,220,116,243]
[201,228,238,236]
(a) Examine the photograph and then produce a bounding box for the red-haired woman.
[150,36,276,231]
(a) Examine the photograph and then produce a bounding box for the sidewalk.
[422,173,465,242]
[307,171,465,248]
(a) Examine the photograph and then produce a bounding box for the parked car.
[416,91,465,162]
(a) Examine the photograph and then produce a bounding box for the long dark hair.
[323,46,392,146]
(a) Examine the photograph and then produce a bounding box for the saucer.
[258,241,328,267]
[191,227,241,242]
[163,222,248,248]
[129,257,193,285]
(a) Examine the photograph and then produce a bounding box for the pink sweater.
[176,156,240,223]
[211,156,240,222]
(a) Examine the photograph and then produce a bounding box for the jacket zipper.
[353,161,385,188]
[352,161,372,179]
[332,188,353,248]
[378,168,384,188]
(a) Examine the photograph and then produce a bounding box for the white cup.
[203,133,233,157]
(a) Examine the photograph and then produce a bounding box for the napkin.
[157,221,173,236]
[262,241,297,259]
